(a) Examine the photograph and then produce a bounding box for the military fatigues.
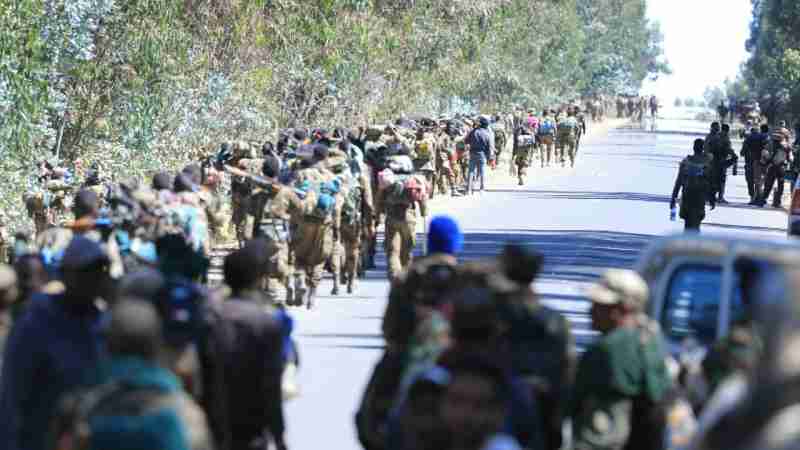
[379,183,427,281]
[290,164,341,308]
[339,161,374,294]
[435,134,457,196]
[557,116,580,167]
[672,154,714,230]
[705,132,737,202]
[538,118,557,167]
[570,319,671,450]
[251,184,305,305]
[513,128,536,185]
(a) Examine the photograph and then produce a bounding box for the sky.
[641,0,753,102]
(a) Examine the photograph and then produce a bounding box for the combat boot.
[331,277,340,296]
[306,287,317,310]
[347,278,357,294]
[285,284,295,306]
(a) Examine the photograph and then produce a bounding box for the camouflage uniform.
[227,142,260,247]
[538,117,557,167]
[251,184,305,305]
[556,115,580,167]
[570,271,671,450]
[379,178,427,281]
[290,163,341,308]
[339,160,374,294]
[435,132,457,196]
[514,128,536,185]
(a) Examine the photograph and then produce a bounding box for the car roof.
[635,233,800,276]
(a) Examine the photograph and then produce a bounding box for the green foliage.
[741,0,800,122]
[0,0,667,232]
[674,98,683,107]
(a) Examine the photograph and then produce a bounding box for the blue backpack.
[538,119,555,136]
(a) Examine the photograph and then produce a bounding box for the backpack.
[383,175,425,206]
[516,134,535,148]
[341,185,363,226]
[305,180,339,223]
[386,155,414,174]
[538,119,555,136]
[557,118,578,138]
[415,139,434,160]
[683,159,709,194]
[56,381,191,450]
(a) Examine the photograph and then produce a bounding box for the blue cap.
[427,215,463,256]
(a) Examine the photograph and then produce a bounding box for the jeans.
[467,152,487,194]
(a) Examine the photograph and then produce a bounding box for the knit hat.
[427,215,463,255]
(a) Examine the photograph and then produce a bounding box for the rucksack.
[538,119,555,136]
[386,155,414,174]
[516,134,535,148]
[56,381,191,450]
[341,185,363,226]
[557,118,578,138]
[415,139,434,160]
[305,180,340,223]
[683,159,709,194]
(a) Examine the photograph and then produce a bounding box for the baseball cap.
[586,269,649,309]
[61,235,110,271]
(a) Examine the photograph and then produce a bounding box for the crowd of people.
[670,119,800,231]
[0,91,674,450]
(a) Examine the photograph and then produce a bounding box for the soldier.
[412,126,438,200]
[671,139,716,231]
[435,124,457,196]
[290,145,341,308]
[537,110,557,167]
[222,142,259,248]
[741,124,769,204]
[556,110,580,167]
[378,172,428,281]
[513,123,536,185]
[759,127,793,208]
[570,269,671,450]
[338,141,374,294]
[250,154,305,305]
[707,123,738,203]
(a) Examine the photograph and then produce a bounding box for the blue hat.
[427,215,463,255]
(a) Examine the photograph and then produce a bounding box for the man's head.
[224,240,267,293]
[262,154,281,179]
[72,189,99,220]
[478,116,490,128]
[438,352,510,445]
[60,235,111,308]
[761,124,770,134]
[181,164,202,186]
[13,254,45,303]
[107,298,163,361]
[588,269,649,334]
[152,172,173,191]
[722,123,730,134]
[711,122,721,133]
[427,216,463,256]
[693,138,705,155]
[500,243,543,286]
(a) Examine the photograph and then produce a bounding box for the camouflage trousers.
[341,223,362,289]
[385,218,416,280]
[539,135,555,167]
[557,136,577,167]
[292,220,335,305]
[231,197,253,247]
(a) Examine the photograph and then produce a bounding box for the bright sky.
[641,0,753,102]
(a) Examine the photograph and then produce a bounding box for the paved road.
[283,116,788,450]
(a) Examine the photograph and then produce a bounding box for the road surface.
[283,115,788,450]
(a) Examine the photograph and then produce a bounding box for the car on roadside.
[634,233,800,355]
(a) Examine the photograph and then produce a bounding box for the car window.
[662,264,743,345]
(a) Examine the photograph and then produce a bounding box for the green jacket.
[570,323,671,450]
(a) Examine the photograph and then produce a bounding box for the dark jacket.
[199,293,287,450]
[0,294,106,450]
[742,132,769,162]
[467,127,494,161]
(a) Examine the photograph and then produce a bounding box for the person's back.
[53,299,213,450]
[201,245,287,450]
[467,126,493,157]
[0,236,110,450]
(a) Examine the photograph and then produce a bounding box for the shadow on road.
[485,189,672,204]
[705,222,786,233]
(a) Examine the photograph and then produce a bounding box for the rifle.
[222,165,278,193]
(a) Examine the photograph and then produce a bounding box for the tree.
[685,98,696,107]
[674,98,683,107]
